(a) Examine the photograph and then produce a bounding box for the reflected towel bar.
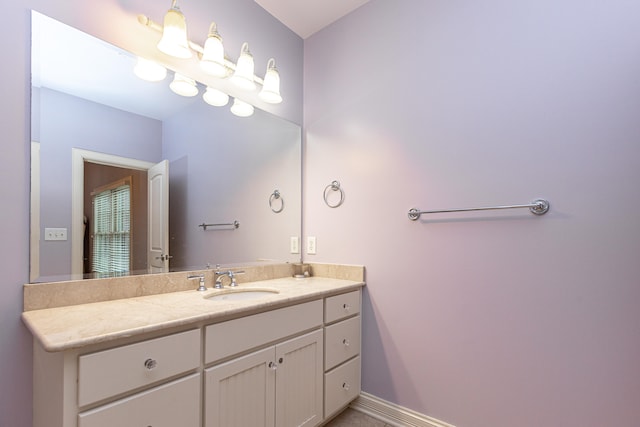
[199,221,240,230]
[408,199,550,221]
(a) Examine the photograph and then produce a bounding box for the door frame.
[71,148,154,276]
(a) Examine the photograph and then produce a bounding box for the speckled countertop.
[22,275,364,353]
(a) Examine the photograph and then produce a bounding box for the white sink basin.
[205,288,279,302]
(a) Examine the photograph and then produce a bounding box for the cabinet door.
[275,329,323,427]
[205,347,276,427]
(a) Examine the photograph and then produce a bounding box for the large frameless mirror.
[30,11,301,282]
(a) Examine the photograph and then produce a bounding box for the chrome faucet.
[214,270,245,288]
[187,274,207,292]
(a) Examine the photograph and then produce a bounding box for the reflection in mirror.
[30,11,302,283]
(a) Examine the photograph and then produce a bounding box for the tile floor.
[323,408,391,427]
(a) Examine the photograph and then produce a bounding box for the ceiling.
[254,0,371,39]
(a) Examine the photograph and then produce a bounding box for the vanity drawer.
[78,373,200,427]
[324,315,360,370]
[324,356,361,418]
[325,290,360,324]
[205,299,323,364]
[78,329,200,407]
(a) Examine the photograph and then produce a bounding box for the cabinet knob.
[279,357,284,364]
[268,361,278,370]
[342,382,350,391]
[342,339,350,347]
[343,303,351,312]
[144,358,158,370]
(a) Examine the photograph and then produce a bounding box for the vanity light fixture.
[200,22,227,78]
[203,86,229,107]
[258,58,282,104]
[157,0,192,59]
[230,42,256,91]
[230,98,254,117]
[137,4,285,115]
[133,57,167,82]
[169,73,198,97]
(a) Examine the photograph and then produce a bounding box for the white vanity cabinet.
[204,300,324,427]
[29,283,364,427]
[323,290,362,418]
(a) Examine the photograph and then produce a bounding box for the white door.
[148,160,169,273]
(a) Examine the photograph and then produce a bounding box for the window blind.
[92,183,131,275]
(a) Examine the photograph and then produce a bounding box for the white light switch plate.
[45,228,67,241]
[290,236,300,254]
[306,236,317,255]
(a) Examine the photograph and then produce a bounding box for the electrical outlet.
[45,227,67,241]
[306,236,317,255]
[290,236,300,254]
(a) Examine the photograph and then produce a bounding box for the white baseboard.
[350,392,456,427]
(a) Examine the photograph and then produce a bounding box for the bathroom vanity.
[22,264,364,427]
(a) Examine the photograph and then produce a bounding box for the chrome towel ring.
[323,180,345,208]
[269,189,284,213]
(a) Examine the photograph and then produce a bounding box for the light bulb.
[133,57,167,82]
[203,87,229,107]
[230,42,256,91]
[157,0,191,59]
[200,22,227,77]
[169,73,198,97]
[230,98,254,117]
[258,58,282,104]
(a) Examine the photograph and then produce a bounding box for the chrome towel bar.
[199,221,240,230]
[408,199,550,221]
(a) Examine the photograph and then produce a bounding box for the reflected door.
[148,160,169,273]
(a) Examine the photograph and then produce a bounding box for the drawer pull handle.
[269,361,278,370]
[342,339,350,347]
[342,382,350,391]
[343,303,351,311]
[144,358,158,370]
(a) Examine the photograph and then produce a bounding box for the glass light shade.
[230,42,256,91]
[200,23,227,77]
[133,57,167,82]
[230,98,254,117]
[203,87,229,107]
[258,59,282,104]
[157,3,191,59]
[170,73,198,97]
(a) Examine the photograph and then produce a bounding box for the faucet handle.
[228,270,245,287]
[187,274,207,292]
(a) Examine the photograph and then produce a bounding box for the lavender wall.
[304,1,640,426]
[0,1,302,425]
[36,87,162,278]
[163,101,301,268]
